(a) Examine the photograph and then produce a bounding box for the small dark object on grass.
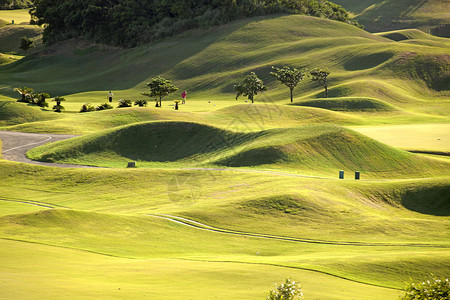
[127,162,136,168]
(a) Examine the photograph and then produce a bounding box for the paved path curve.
[146,214,448,248]
[0,131,94,168]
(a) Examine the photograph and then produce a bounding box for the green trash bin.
[355,171,360,180]
[339,170,344,179]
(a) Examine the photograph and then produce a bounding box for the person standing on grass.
[181,90,187,104]
[107,91,114,103]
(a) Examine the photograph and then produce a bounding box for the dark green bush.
[134,99,148,107]
[30,0,361,47]
[79,103,96,112]
[117,99,132,108]
[96,103,113,111]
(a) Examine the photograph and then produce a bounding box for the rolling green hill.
[0,24,42,54]
[0,100,57,125]
[0,14,447,119]
[27,121,450,178]
[332,0,450,37]
[0,9,449,300]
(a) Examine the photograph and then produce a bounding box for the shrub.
[96,103,113,110]
[134,99,148,107]
[267,278,303,300]
[79,103,96,112]
[36,93,50,108]
[117,99,132,108]
[401,277,449,300]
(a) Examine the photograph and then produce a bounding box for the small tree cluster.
[14,87,50,108]
[267,278,304,300]
[401,277,449,300]
[79,102,113,112]
[234,66,330,104]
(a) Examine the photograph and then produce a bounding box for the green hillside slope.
[0,100,57,125]
[27,121,450,178]
[0,14,447,118]
[333,0,450,36]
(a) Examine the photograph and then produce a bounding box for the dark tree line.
[0,0,32,9]
[30,0,361,47]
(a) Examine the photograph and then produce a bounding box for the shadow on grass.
[401,185,450,216]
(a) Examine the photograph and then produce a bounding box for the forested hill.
[30,0,360,47]
[0,0,32,9]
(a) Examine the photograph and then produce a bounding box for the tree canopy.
[234,72,267,103]
[310,68,331,98]
[19,36,34,55]
[142,76,178,107]
[270,66,306,102]
[30,0,361,47]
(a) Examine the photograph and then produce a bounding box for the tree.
[52,96,65,112]
[35,93,50,107]
[19,36,34,55]
[270,66,306,102]
[267,278,303,300]
[142,76,178,107]
[310,68,330,98]
[234,72,267,103]
[14,87,34,103]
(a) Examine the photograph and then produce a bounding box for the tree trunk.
[290,88,293,102]
[250,95,254,103]
[325,86,328,98]
[159,96,162,107]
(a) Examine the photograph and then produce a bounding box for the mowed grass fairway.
[0,9,449,300]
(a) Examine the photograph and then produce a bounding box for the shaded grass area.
[333,0,450,36]
[26,121,450,178]
[0,24,43,54]
[291,97,396,111]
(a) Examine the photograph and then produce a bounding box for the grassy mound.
[216,124,449,177]
[27,121,254,165]
[0,25,42,54]
[0,101,57,126]
[292,97,395,111]
[28,121,450,177]
[376,29,434,41]
[333,0,450,36]
[387,52,450,91]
